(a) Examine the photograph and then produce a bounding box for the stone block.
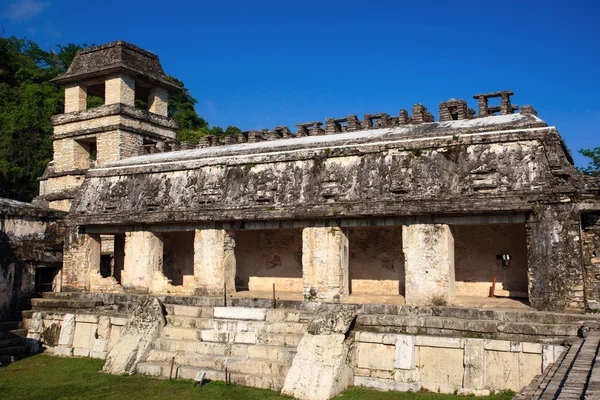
[418,347,464,389]
[522,342,542,354]
[75,314,99,324]
[97,316,111,340]
[73,348,90,357]
[72,322,95,349]
[110,317,128,326]
[394,334,416,370]
[484,350,520,391]
[282,334,354,400]
[483,339,511,352]
[58,313,76,346]
[213,307,267,321]
[357,332,385,344]
[354,376,421,392]
[356,342,395,371]
[172,305,202,318]
[415,336,462,348]
[92,338,109,353]
[90,351,108,360]
[53,346,74,357]
[463,339,485,390]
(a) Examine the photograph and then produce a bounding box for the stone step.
[0,321,21,331]
[357,314,581,341]
[165,305,214,318]
[136,361,285,391]
[30,298,103,310]
[154,338,297,362]
[145,349,291,376]
[0,329,27,340]
[162,326,303,347]
[359,304,600,325]
[165,316,307,334]
[0,337,25,348]
[0,345,28,356]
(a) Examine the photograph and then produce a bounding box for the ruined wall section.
[582,213,600,311]
[72,128,569,226]
[0,199,65,320]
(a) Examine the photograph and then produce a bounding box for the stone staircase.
[0,321,28,365]
[513,331,600,399]
[135,304,314,390]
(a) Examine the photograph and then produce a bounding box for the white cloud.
[3,0,49,22]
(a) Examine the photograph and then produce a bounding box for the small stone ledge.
[51,103,178,129]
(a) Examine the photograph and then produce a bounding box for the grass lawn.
[0,354,515,400]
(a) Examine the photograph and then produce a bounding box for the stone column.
[193,229,236,295]
[148,87,168,117]
[122,231,163,292]
[302,225,349,301]
[64,84,87,113]
[105,74,135,107]
[403,224,455,305]
[526,204,585,311]
[62,229,101,291]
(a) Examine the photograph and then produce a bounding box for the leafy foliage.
[0,36,240,202]
[579,147,600,176]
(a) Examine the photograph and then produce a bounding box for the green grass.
[0,355,515,400]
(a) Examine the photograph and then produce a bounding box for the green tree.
[579,147,600,176]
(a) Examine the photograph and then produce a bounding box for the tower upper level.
[51,40,180,116]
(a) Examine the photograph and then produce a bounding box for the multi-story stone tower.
[38,41,180,211]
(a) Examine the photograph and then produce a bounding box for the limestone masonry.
[2,40,600,399]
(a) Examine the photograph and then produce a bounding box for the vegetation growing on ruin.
[579,147,600,176]
[0,36,240,202]
[0,355,516,400]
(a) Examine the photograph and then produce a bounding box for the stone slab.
[213,307,267,321]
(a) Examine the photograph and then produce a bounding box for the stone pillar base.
[193,229,236,295]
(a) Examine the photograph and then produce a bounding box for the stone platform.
[21,292,600,398]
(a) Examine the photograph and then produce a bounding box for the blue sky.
[2,0,599,167]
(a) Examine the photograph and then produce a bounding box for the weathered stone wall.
[526,204,585,311]
[454,224,528,297]
[353,331,565,395]
[348,226,404,296]
[25,311,127,359]
[234,229,303,292]
[0,199,64,320]
[582,213,600,311]
[71,125,564,226]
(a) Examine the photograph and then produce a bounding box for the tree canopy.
[0,36,239,202]
[579,148,600,176]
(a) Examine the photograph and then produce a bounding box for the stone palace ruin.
[2,40,600,399]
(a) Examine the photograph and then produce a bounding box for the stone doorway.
[234,229,303,294]
[347,226,405,296]
[454,223,528,299]
[162,231,194,286]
